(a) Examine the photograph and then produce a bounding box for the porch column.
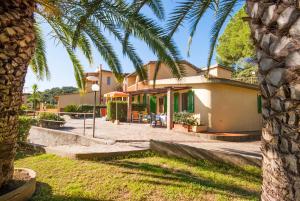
[167,88,173,130]
[127,93,132,122]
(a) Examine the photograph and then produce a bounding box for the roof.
[201,64,234,72]
[126,60,201,77]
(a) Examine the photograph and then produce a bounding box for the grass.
[15,150,261,201]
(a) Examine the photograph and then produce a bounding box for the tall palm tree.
[0,0,183,189]
[168,1,300,200]
[27,84,41,110]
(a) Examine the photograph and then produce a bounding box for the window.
[181,93,188,111]
[181,91,194,113]
[107,77,111,85]
[159,97,164,113]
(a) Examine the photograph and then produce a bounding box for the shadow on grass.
[31,182,110,201]
[16,142,46,160]
[106,160,260,200]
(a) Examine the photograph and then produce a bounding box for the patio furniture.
[150,113,162,127]
[141,111,150,123]
[160,114,167,127]
[131,111,141,123]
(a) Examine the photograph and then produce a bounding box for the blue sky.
[24,0,244,92]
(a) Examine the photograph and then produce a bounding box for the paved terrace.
[59,118,261,159]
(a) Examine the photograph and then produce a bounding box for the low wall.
[150,140,261,167]
[29,126,109,147]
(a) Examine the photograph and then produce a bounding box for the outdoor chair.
[131,111,141,123]
[141,111,150,123]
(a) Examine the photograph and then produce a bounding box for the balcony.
[231,77,258,85]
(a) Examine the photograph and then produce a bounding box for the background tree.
[0,0,182,189]
[168,1,300,200]
[41,86,78,104]
[27,84,41,110]
[216,7,257,79]
[216,7,255,67]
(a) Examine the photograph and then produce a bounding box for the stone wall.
[150,140,261,167]
[28,126,109,147]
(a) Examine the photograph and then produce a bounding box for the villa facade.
[124,61,262,133]
[56,67,122,110]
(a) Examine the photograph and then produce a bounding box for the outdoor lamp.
[92,83,100,92]
[91,83,99,138]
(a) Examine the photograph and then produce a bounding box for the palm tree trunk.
[0,0,35,188]
[246,1,300,200]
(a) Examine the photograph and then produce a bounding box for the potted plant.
[38,112,66,129]
[173,112,197,132]
[191,123,208,133]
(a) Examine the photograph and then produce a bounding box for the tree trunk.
[0,0,35,188]
[246,1,300,200]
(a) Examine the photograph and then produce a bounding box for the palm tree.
[0,0,183,189]
[27,84,41,110]
[168,1,300,200]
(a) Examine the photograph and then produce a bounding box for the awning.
[104,91,129,98]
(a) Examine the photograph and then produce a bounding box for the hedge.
[18,116,37,142]
[173,112,197,126]
[63,104,106,117]
[107,101,127,122]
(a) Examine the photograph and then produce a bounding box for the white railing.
[231,77,258,85]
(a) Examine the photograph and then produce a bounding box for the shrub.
[38,112,65,121]
[64,104,106,117]
[18,116,37,142]
[38,112,65,129]
[64,104,79,113]
[107,101,127,122]
[132,103,146,112]
[45,104,57,109]
[173,112,197,126]
[19,104,29,115]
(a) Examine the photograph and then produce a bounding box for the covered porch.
[126,86,193,130]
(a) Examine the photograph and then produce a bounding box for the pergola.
[104,91,128,102]
[127,86,191,130]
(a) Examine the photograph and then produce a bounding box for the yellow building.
[124,61,261,133]
[57,67,123,110]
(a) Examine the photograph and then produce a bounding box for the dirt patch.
[0,169,31,196]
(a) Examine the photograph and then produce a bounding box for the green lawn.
[15,151,261,201]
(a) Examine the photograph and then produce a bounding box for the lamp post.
[91,83,100,138]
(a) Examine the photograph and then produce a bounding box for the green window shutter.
[174,93,179,113]
[187,91,194,113]
[138,95,141,103]
[164,95,167,113]
[257,95,262,113]
[143,94,147,105]
[150,96,157,113]
[132,96,134,102]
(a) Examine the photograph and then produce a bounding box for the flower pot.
[192,125,208,133]
[40,121,65,129]
[173,124,191,132]
[0,168,36,201]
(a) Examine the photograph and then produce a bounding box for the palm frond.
[46,17,86,90]
[167,0,197,37]
[129,0,165,20]
[187,0,214,56]
[207,0,238,68]
[30,24,50,80]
